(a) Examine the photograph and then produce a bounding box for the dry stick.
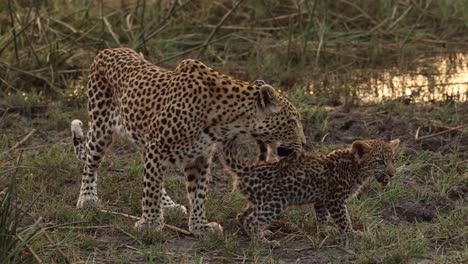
[0,107,9,124]
[16,234,43,264]
[340,0,378,25]
[202,24,287,31]
[387,6,412,30]
[157,34,232,64]
[260,11,308,23]
[415,124,468,142]
[138,0,184,48]
[0,18,35,56]
[115,226,143,246]
[0,62,62,95]
[11,12,41,67]
[197,0,245,57]
[98,208,192,236]
[2,129,36,156]
[103,17,121,46]
[44,221,89,230]
[43,232,71,264]
[7,0,19,62]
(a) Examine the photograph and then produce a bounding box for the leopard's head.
[250,84,306,154]
[351,139,400,186]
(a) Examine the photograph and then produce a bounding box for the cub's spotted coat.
[219,137,400,241]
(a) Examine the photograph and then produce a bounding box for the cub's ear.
[389,139,400,154]
[351,140,372,160]
[252,80,266,86]
[256,85,282,115]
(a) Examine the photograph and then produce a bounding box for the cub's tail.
[217,136,247,177]
[71,119,86,162]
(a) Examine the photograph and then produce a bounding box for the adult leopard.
[70,48,305,235]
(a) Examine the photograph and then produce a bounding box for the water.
[311,53,468,103]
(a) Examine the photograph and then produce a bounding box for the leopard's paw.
[190,222,223,236]
[76,194,100,209]
[134,218,164,232]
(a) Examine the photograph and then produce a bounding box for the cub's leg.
[243,200,284,245]
[256,141,270,162]
[314,202,329,235]
[256,141,278,162]
[328,201,357,234]
[161,188,187,214]
[185,154,223,235]
[237,203,253,234]
[134,142,167,231]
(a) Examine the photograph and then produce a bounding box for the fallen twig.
[115,226,143,246]
[415,124,468,142]
[98,208,192,236]
[2,129,36,157]
[16,234,43,264]
[43,232,71,264]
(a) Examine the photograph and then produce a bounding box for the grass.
[0,0,467,262]
[1,96,466,262]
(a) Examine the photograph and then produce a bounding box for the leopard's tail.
[71,119,87,162]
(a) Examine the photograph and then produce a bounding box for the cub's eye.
[375,158,386,165]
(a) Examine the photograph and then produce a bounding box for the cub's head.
[351,139,400,186]
[250,82,306,154]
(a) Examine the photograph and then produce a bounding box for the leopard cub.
[219,137,400,242]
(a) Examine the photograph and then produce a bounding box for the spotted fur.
[70,48,305,235]
[219,137,400,241]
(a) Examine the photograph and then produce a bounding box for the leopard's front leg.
[185,154,223,236]
[134,143,166,231]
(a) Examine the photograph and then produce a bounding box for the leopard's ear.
[256,85,282,116]
[389,139,400,154]
[351,140,372,159]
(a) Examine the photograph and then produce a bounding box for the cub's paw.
[262,229,274,238]
[190,222,224,236]
[76,194,100,209]
[253,235,280,248]
[264,238,281,248]
[352,230,364,237]
[134,218,164,232]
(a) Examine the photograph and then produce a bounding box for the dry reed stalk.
[415,124,468,142]
[98,208,192,236]
[197,0,245,57]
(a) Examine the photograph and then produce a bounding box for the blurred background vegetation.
[1,0,467,103]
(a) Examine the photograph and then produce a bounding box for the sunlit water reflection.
[311,53,468,103]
